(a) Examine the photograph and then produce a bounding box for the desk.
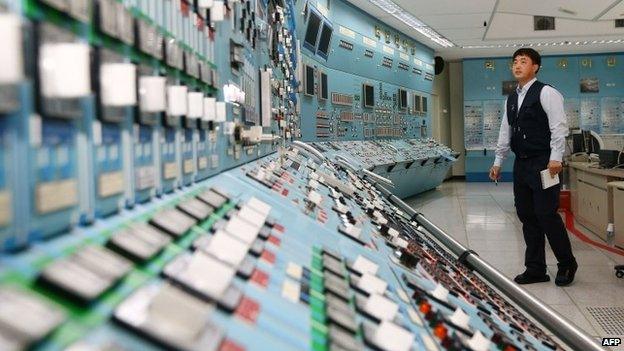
[568,162,624,241]
[608,182,624,249]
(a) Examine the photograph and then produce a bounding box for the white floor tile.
[548,304,599,336]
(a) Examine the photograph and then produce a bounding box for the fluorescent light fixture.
[368,0,454,48]
[462,39,624,49]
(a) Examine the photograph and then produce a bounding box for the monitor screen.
[305,65,315,96]
[414,95,421,112]
[319,71,328,100]
[421,96,428,112]
[398,89,407,109]
[304,11,322,50]
[363,84,374,108]
[316,22,333,58]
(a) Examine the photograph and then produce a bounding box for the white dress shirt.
[494,77,568,167]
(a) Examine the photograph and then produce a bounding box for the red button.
[251,269,270,288]
[273,223,285,233]
[235,297,261,324]
[219,339,245,351]
[268,235,281,247]
[281,189,289,197]
[261,250,276,264]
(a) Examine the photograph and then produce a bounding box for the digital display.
[304,11,322,50]
[414,95,421,112]
[422,96,428,112]
[398,89,407,110]
[319,71,328,100]
[363,84,374,108]
[316,22,333,58]
[305,65,315,96]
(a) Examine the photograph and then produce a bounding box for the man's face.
[512,55,538,81]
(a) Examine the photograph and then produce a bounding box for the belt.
[515,152,549,160]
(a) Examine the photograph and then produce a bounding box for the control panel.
[1,144,568,351]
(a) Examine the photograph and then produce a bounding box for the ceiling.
[344,0,624,60]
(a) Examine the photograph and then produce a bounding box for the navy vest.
[507,81,551,158]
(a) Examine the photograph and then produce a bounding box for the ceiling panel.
[420,13,490,29]
[394,0,496,16]
[338,0,624,59]
[496,0,617,20]
[599,1,624,19]
[487,13,624,39]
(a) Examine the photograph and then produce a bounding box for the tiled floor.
[404,180,624,349]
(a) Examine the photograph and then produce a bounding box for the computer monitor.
[574,130,603,155]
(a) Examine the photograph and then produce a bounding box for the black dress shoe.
[555,261,578,286]
[514,271,550,284]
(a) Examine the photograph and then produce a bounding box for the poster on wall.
[483,100,504,149]
[580,77,599,93]
[564,98,580,129]
[600,97,621,133]
[464,101,484,149]
[580,98,601,131]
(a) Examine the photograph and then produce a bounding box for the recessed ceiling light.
[368,0,454,47]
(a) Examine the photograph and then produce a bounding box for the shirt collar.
[516,77,537,95]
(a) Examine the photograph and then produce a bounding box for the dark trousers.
[513,154,576,275]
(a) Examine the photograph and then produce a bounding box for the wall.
[449,61,465,177]
[296,0,436,142]
[462,53,624,181]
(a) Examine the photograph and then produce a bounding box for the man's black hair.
[513,48,541,73]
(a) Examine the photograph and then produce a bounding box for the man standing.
[489,48,577,286]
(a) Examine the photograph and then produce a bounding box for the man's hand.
[489,165,501,181]
[547,160,563,178]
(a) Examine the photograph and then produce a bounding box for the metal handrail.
[374,184,603,351]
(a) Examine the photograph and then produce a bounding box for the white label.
[204,230,250,266]
[167,85,188,116]
[365,294,399,321]
[39,42,91,98]
[362,36,377,47]
[98,171,124,198]
[0,14,24,84]
[286,262,303,280]
[357,273,387,295]
[183,159,194,174]
[163,162,178,180]
[135,166,155,190]
[339,26,355,39]
[247,197,271,216]
[36,179,78,214]
[198,156,208,170]
[399,53,409,61]
[353,255,379,274]
[92,120,102,146]
[210,154,219,169]
[281,280,301,303]
[224,216,259,244]
[373,321,414,351]
[100,63,137,106]
[383,45,394,55]
[0,190,12,226]
[413,58,423,66]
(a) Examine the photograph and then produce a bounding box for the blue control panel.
[297,0,436,142]
[0,143,571,351]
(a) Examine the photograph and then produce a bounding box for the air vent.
[616,19,624,28]
[534,16,555,30]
